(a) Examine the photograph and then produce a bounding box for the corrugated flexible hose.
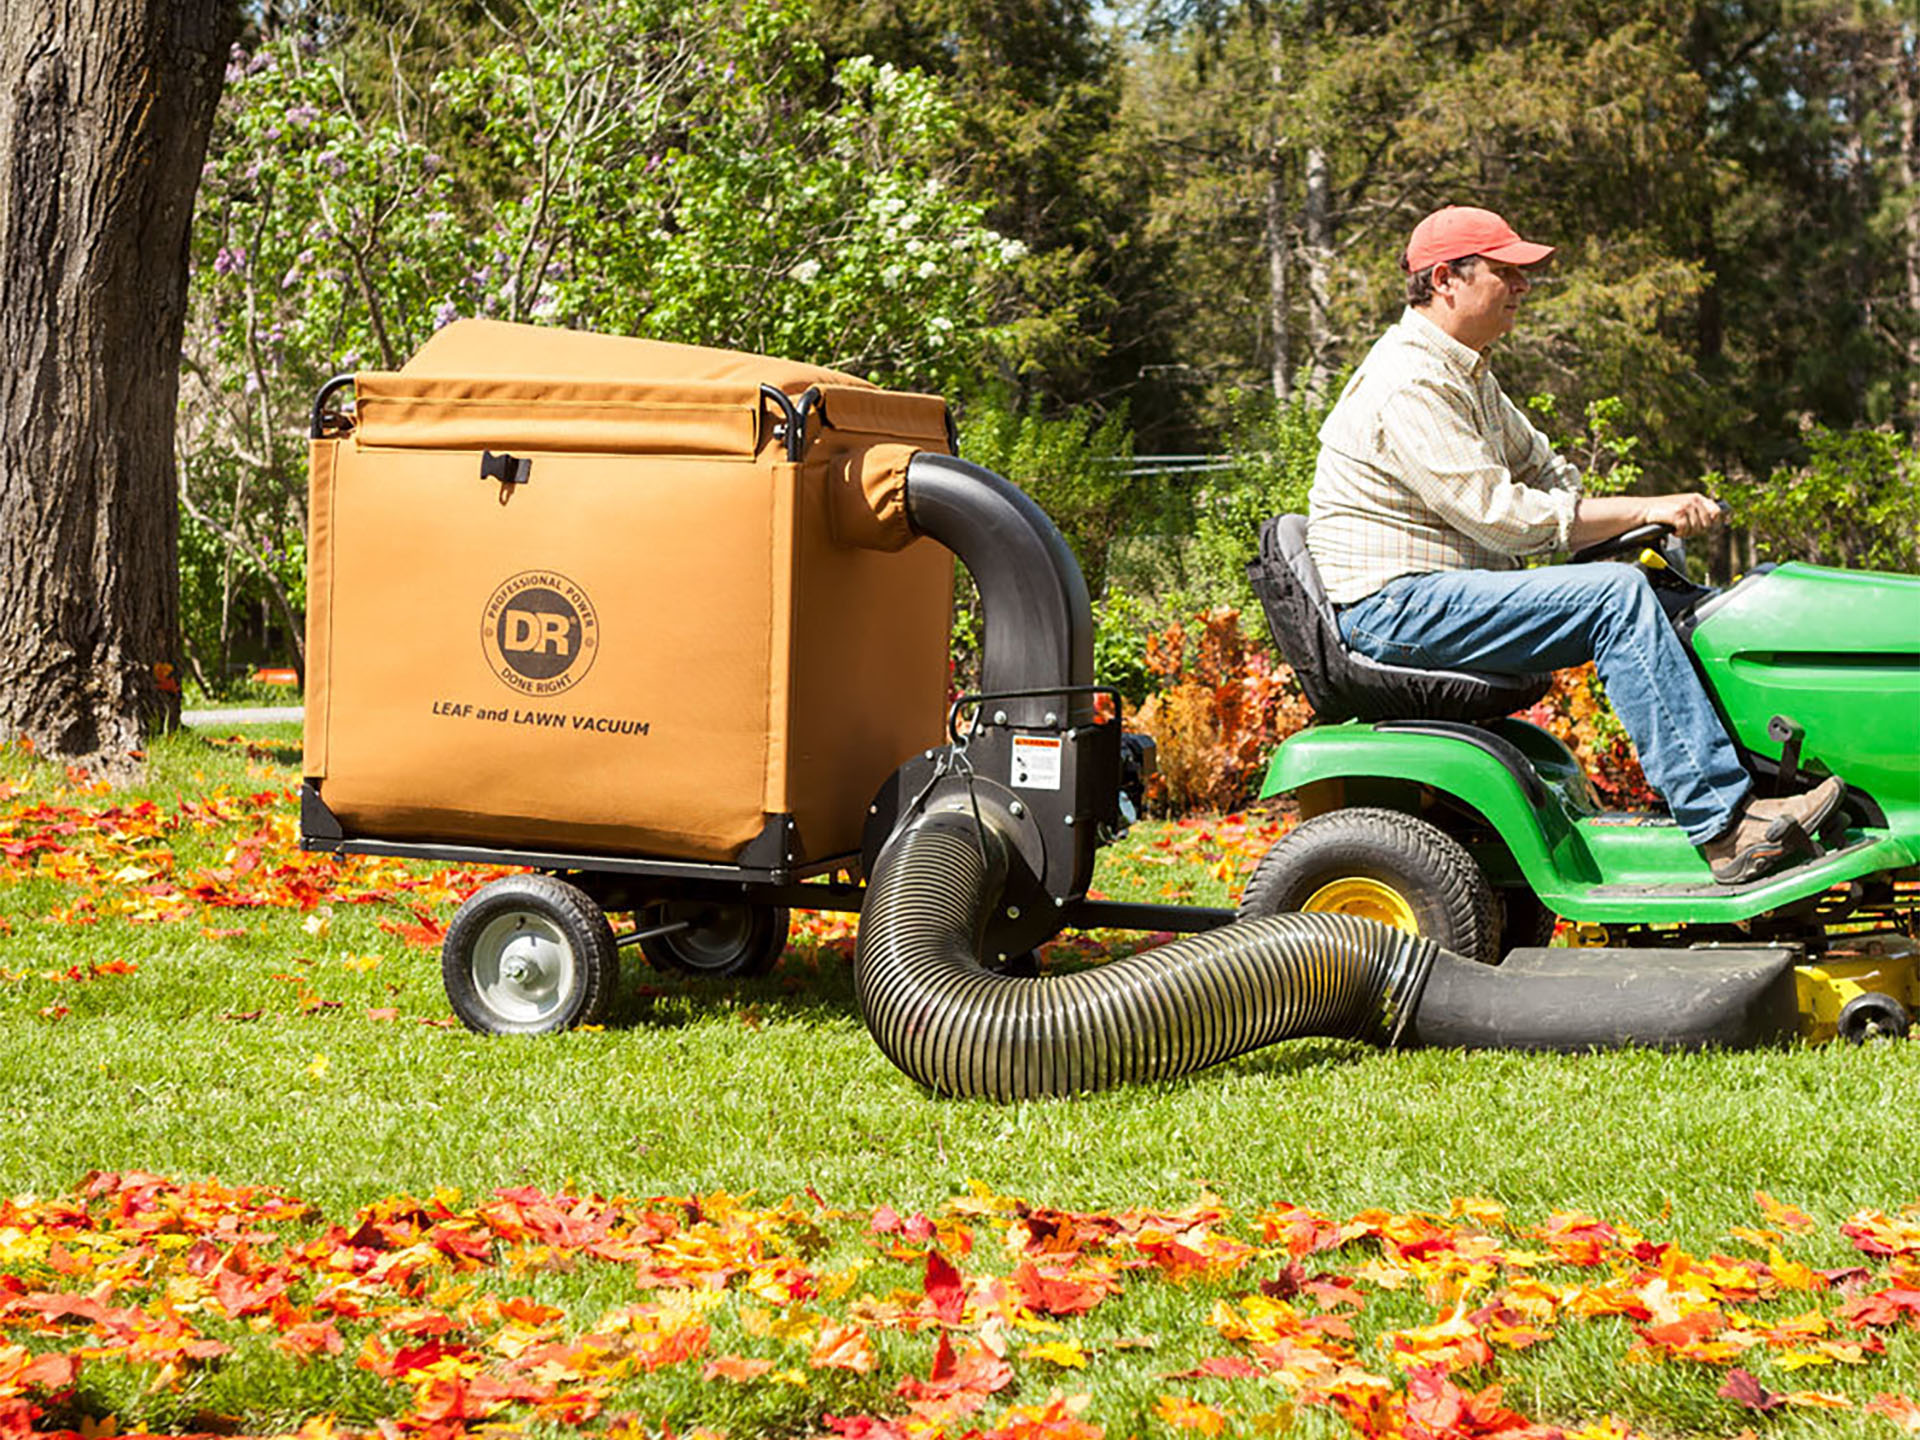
[855,809,1445,1099]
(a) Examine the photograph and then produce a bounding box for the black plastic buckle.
[482,451,532,486]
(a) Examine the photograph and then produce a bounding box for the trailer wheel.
[640,903,790,978]
[1239,808,1499,965]
[442,874,619,1034]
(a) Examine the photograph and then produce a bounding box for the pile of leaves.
[0,1175,1916,1439]
[0,742,499,940]
[0,740,1276,983]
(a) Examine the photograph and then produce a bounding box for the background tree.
[811,0,1182,434]
[0,0,237,767]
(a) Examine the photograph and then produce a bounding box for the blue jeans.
[1338,565,1750,842]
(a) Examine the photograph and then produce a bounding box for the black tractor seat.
[1247,514,1551,724]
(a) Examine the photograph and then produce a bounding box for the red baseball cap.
[1404,206,1555,272]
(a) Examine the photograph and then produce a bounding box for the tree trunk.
[1263,31,1290,403]
[1264,164,1290,403]
[1300,144,1335,404]
[0,0,234,771]
[1896,20,1920,440]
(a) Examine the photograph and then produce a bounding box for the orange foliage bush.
[1132,623,1657,817]
[1131,609,1311,814]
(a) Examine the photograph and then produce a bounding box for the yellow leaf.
[1020,1340,1089,1369]
[1781,1389,1853,1410]
[1775,1349,1834,1370]
[1247,1404,1297,1436]
[1767,1245,1817,1292]
[1450,1196,1507,1227]
[305,1053,330,1079]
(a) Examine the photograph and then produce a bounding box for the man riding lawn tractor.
[1241,205,1915,1037]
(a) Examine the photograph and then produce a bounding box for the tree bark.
[0,0,234,770]
[1263,29,1290,403]
[1300,143,1335,404]
[1896,20,1920,440]
[1264,164,1290,402]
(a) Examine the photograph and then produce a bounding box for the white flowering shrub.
[180,0,1018,690]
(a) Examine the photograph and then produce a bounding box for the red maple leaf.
[1839,1287,1920,1329]
[1404,1366,1541,1437]
[896,1333,1013,1420]
[379,907,450,950]
[825,1416,911,1440]
[1719,1369,1786,1412]
[1635,1309,1723,1353]
[924,1248,966,1323]
[1013,1260,1108,1316]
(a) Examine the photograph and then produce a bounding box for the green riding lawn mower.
[1242,512,1920,1046]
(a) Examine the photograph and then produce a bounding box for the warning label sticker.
[1011,733,1062,791]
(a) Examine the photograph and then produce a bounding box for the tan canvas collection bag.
[304,320,953,868]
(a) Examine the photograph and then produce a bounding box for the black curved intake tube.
[855,810,1440,1099]
[905,452,1094,727]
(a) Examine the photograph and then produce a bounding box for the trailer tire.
[1239,808,1500,966]
[640,903,790,978]
[442,874,619,1034]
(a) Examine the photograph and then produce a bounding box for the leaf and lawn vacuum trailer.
[300,320,1800,1098]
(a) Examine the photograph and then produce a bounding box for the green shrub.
[955,388,1152,597]
[1725,423,1920,573]
[1091,584,1156,706]
[1187,386,1330,614]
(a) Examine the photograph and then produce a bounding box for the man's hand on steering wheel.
[1568,492,1730,564]
[1641,492,1724,539]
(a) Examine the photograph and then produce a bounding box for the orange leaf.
[1155,1394,1228,1436]
[1014,1261,1110,1317]
[703,1355,774,1383]
[1755,1192,1816,1234]
[1867,1394,1920,1433]
[810,1322,875,1373]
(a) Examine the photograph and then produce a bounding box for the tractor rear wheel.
[1239,808,1500,965]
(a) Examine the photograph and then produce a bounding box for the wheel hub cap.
[1301,877,1419,934]
[471,913,576,1025]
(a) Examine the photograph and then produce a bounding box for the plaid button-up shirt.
[1307,307,1582,604]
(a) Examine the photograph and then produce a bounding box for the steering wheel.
[1569,522,1673,565]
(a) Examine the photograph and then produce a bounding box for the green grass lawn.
[0,725,1915,1439]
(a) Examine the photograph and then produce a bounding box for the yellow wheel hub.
[1300,877,1420,934]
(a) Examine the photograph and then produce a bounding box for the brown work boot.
[1701,776,1847,884]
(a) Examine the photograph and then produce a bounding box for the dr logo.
[481,571,599,696]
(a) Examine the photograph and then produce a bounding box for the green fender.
[1258,721,1596,900]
